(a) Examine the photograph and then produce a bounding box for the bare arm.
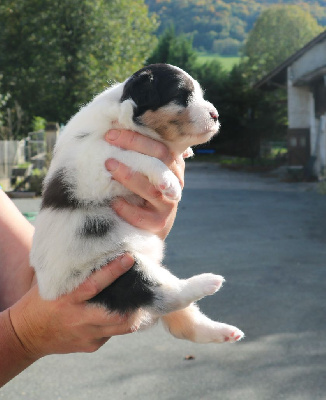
[0,191,35,310]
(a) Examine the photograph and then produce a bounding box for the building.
[255,30,326,179]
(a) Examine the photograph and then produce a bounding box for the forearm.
[0,191,35,311]
[0,309,38,387]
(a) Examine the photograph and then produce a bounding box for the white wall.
[286,36,326,176]
[287,68,311,129]
[317,115,326,176]
[291,41,326,83]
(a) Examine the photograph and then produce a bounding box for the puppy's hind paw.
[225,328,245,343]
[218,325,245,343]
[191,320,245,344]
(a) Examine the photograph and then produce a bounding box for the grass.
[17,162,32,169]
[187,150,288,173]
[317,181,326,195]
[197,53,240,71]
[186,152,221,163]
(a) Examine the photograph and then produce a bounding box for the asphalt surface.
[2,162,326,400]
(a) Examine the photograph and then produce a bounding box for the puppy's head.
[120,64,219,149]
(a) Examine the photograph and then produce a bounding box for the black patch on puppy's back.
[88,260,159,313]
[120,64,194,120]
[41,168,79,210]
[80,216,115,238]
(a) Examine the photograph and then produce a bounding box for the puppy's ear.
[120,70,160,118]
[119,99,136,127]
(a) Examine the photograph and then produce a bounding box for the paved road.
[2,163,326,400]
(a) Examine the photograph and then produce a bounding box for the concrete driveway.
[2,162,326,400]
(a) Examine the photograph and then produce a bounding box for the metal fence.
[26,130,46,161]
[0,140,26,180]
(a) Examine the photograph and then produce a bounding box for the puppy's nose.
[209,111,218,122]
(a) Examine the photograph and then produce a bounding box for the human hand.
[105,129,189,240]
[9,254,135,360]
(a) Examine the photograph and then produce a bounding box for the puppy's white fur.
[31,64,244,343]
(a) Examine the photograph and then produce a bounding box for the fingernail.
[106,130,121,141]
[106,159,119,172]
[120,254,134,270]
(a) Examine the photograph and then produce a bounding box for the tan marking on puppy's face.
[138,105,193,143]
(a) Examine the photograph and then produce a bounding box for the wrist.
[8,307,40,362]
[0,309,39,387]
[8,287,49,361]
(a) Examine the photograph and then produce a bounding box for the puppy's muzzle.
[209,111,218,122]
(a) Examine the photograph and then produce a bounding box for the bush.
[212,38,241,56]
[29,168,47,195]
[147,26,197,74]
[32,116,47,132]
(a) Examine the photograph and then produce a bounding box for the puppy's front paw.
[183,147,194,159]
[181,273,225,304]
[157,171,182,201]
[201,274,225,295]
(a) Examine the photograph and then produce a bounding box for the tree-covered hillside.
[145,0,326,55]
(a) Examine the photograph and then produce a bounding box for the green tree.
[192,60,286,158]
[194,62,261,157]
[145,0,326,54]
[192,60,226,108]
[0,0,157,135]
[147,26,197,74]
[243,5,323,82]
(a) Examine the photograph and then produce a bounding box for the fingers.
[170,155,186,188]
[106,159,175,233]
[71,254,134,303]
[9,257,137,359]
[105,129,186,189]
[105,129,184,239]
[85,320,134,353]
[97,323,134,338]
[106,159,169,203]
[113,198,172,233]
[93,318,136,338]
[105,129,174,166]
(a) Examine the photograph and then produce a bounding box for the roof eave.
[254,29,326,90]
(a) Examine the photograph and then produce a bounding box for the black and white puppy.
[31,64,244,343]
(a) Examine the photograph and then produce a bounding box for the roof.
[254,29,326,90]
